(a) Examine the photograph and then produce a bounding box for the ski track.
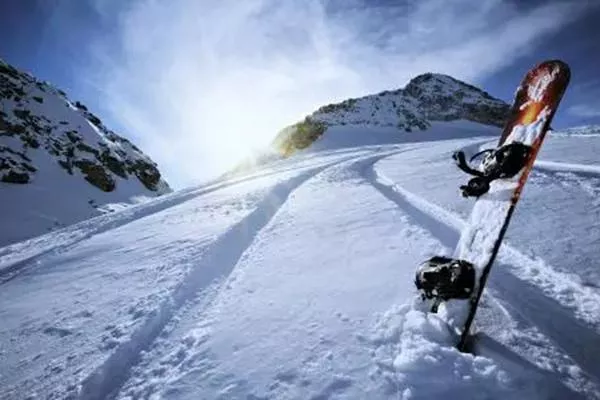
[532,160,600,203]
[535,160,600,177]
[0,149,374,285]
[75,148,411,400]
[4,140,598,399]
[75,165,330,400]
[74,162,344,400]
[363,156,600,387]
[110,147,425,400]
[534,161,600,193]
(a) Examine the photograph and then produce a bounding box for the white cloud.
[85,0,589,187]
[568,104,600,118]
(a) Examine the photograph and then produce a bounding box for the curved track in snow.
[76,148,412,400]
[0,149,378,284]
[114,143,600,400]
[367,161,600,328]
[3,136,600,400]
[535,160,600,177]
[76,164,333,399]
[0,151,376,399]
[365,150,600,395]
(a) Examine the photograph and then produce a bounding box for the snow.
[309,121,499,151]
[366,303,577,400]
[0,59,170,247]
[373,129,600,397]
[306,72,508,133]
[1,120,600,399]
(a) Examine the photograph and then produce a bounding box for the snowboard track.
[534,160,600,178]
[362,155,600,387]
[75,163,335,400]
[0,151,371,285]
[115,148,416,399]
[76,149,409,400]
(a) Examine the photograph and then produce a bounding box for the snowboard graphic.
[416,60,570,351]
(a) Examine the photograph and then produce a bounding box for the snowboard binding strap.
[415,256,476,312]
[453,142,532,198]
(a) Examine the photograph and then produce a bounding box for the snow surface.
[1,122,600,399]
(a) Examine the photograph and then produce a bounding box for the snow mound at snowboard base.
[367,301,560,399]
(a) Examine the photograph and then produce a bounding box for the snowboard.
[438,60,570,351]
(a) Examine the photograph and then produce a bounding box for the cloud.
[85,0,589,187]
[568,104,600,118]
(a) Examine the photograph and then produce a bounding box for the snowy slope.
[2,119,600,399]
[0,59,170,246]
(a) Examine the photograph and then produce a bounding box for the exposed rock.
[100,151,127,178]
[0,57,172,245]
[0,57,170,193]
[1,170,29,183]
[129,160,162,191]
[73,160,115,192]
[403,73,508,127]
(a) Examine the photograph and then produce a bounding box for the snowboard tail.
[416,60,570,352]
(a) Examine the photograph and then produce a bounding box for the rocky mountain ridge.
[274,73,510,155]
[0,58,170,246]
[0,59,169,192]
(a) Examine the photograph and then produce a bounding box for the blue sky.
[1,0,599,187]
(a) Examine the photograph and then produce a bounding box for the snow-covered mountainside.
[274,73,509,155]
[2,112,600,399]
[0,59,170,246]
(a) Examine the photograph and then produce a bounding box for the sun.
[206,119,281,175]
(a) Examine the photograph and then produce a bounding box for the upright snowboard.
[415,60,570,351]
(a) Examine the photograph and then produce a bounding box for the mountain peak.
[407,72,458,85]
[404,72,497,102]
[0,58,171,246]
[273,73,510,156]
[312,72,508,129]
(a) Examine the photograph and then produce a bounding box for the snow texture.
[2,62,600,399]
[2,120,600,399]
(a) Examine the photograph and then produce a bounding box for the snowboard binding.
[453,142,532,197]
[415,256,476,312]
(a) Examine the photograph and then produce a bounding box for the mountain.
[2,118,599,399]
[0,59,170,246]
[2,63,600,399]
[273,73,510,155]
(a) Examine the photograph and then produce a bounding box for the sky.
[1,0,599,188]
